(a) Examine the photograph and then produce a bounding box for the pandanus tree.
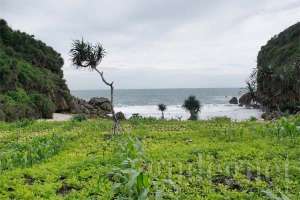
[70,39,120,134]
[182,96,201,120]
[158,104,167,119]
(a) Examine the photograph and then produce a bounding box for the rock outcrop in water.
[229,97,238,104]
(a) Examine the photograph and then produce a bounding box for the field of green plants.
[0,116,300,199]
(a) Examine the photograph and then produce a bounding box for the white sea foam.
[115,104,263,121]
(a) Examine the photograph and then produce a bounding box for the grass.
[0,117,299,199]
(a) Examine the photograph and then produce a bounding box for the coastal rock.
[229,97,238,104]
[54,93,69,112]
[71,97,112,118]
[116,112,126,120]
[239,93,253,106]
[89,97,112,112]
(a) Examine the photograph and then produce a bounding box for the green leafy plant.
[108,137,178,199]
[30,93,56,119]
[0,134,66,171]
[71,114,87,122]
[263,190,290,200]
[108,137,151,199]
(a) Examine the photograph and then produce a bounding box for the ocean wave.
[115,104,263,121]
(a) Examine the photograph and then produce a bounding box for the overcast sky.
[1,0,300,90]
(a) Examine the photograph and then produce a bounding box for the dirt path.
[47,113,73,121]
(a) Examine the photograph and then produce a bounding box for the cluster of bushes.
[0,19,64,75]
[0,89,56,122]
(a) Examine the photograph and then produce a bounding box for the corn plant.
[108,137,151,199]
[108,137,178,199]
[272,117,300,143]
[0,134,65,171]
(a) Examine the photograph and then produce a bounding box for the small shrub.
[71,114,87,122]
[6,88,31,104]
[30,93,56,119]
[116,112,126,120]
[15,119,34,128]
[129,113,143,120]
[249,116,257,121]
[0,109,5,121]
[0,89,56,121]
[3,101,36,122]
[211,116,232,123]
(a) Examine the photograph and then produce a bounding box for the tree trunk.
[161,111,164,120]
[189,111,198,120]
[95,68,120,134]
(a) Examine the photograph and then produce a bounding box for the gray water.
[71,88,262,121]
[71,88,244,106]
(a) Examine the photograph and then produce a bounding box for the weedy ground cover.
[0,117,299,199]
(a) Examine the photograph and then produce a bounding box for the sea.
[71,88,262,121]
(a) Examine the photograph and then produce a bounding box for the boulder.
[239,93,253,106]
[261,111,283,121]
[229,97,238,104]
[89,97,112,112]
[70,96,112,118]
[116,112,126,120]
[55,95,69,112]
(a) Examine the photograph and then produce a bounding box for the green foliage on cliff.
[257,22,300,112]
[0,19,72,121]
[0,19,64,75]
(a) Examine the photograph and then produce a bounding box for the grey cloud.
[1,0,299,89]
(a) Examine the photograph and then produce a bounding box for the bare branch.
[94,68,113,87]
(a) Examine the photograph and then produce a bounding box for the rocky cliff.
[0,19,73,121]
[256,22,300,113]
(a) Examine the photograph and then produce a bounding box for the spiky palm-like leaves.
[70,39,105,69]
[182,96,201,120]
[158,104,167,119]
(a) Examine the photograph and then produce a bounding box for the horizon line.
[71,87,245,91]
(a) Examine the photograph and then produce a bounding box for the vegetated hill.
[0,19,73,121]
[257,22,300,112]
